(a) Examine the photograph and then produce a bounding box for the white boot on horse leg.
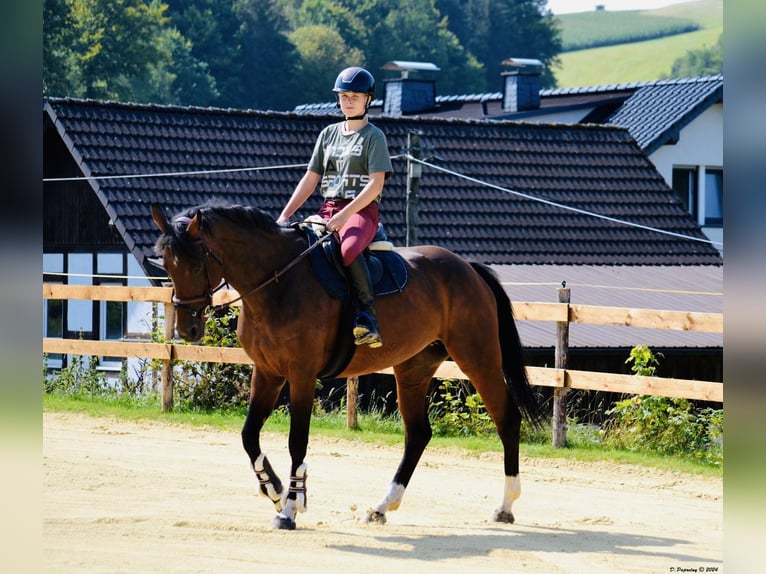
[271,463,308,530]
[365,482,405,524]
[493,474,521,523]
[253,453,284,511]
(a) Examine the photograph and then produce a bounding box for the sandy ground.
[43,412,723,573]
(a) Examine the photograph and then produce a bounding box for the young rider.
[277,66,393,349]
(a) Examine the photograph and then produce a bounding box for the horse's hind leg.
[452,362,524,523]
[442,335,524,523]
[242,370,287,514]
[365,343,446,524]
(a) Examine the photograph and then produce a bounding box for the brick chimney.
[501,58,543,112]
[382,61,440,116]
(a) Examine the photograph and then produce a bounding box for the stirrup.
[353,312,383,348]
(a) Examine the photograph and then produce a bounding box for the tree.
[233,0,303,110]
[128,27,219,106]
[71,0,171,101]
[44,0,82,96]
[164,0,244,107]
[436,0,562,89]
[667,34,723,78]
[289,24,365,103]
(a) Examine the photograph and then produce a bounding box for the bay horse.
[152,202,542,530]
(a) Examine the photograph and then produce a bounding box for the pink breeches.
[318,200,380,266]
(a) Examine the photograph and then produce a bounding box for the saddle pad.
[304,228,409,300]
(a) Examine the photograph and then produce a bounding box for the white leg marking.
[374,482,406,513]
[493,475,521,523]
[279,498,299,523]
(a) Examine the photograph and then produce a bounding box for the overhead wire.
[407,155,723,248]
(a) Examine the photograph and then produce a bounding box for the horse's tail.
[470,262,544,428]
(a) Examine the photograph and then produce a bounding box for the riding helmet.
[332,67,376,98]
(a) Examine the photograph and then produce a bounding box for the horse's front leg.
[271,379,315,530]
[366,358,439,524]
[242,370,286,514]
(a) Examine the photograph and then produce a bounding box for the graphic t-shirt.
[307,122,393,201]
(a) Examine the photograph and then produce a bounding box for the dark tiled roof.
[43,97,721,278]
[605,75,723,154]
[297,76,723,155]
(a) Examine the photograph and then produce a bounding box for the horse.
[151,201,543,530]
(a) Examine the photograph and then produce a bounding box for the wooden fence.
[42,284,723,444]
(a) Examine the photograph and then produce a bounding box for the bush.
[428,378,543,442]
[172,307,252,411]
[601,346,723,466]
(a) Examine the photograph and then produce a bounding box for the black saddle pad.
[305,228,409,300]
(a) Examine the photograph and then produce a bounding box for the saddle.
[299,219,409,379]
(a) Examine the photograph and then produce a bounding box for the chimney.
[382,61,441,116]
[500,57,543,112]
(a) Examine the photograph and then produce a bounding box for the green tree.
[289,24,365,103]
[234,0,303,110]
[164,0,244,107]
[667,34,723,78]
[128,27,219,106]
[44,0,82,96]
[436,0,562,89]
[72,0,170,101]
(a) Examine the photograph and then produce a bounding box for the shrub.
[601,346,723,466]
[172,307,252,411]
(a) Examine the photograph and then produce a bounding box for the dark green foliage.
[667,34,723,78]
[44,0,562,106]
[430,379,495,437]
[172,308,253,411]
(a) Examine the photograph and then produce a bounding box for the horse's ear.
[151,204,169,233]
[186,211,202,240]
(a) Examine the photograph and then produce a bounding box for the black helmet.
[332,67,375,98]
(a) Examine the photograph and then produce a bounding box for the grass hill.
[552,0,722,89]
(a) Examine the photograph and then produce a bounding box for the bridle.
[169,244,226,317]
[170,223,334,316]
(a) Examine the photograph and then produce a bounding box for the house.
[43,97,722,386]
[297,62,724,251]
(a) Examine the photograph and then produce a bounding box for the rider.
[277,66,393,349]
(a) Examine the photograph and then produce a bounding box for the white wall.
[649,103,723,184]
[648,103,724,253]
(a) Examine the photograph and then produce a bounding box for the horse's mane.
[154,200,279,259]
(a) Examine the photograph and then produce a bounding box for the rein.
[172,221,334,313]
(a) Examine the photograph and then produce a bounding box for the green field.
[553,0,722,88]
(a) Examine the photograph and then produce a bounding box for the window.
[99,292,125,369]
[672,167,698,220]
[44,297,64,368]
[97,254,127,369]
[43,253,65,368]
[704,169,723,226]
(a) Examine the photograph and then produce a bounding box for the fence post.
[405,131,422,247]
[552,283,570,447]
[161,301,175,412]
[346,376,359,429]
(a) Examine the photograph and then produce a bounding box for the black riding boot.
[346,256,383,348]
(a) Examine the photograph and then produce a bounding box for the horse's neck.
[211,225,304,294]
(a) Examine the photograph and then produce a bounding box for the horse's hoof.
[270,513,296,530]
[493,509,515,524]
[364,509,387,525]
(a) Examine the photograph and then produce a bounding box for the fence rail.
[42,283,723,404]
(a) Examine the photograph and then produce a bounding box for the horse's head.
[151,204,223,342]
